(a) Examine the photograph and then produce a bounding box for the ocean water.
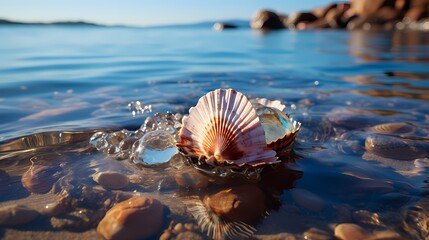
[0,25,429,239]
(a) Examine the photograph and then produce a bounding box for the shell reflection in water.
[177,89,300,169]
[187,185,266,240]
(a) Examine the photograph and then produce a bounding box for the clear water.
[0,26,429,239]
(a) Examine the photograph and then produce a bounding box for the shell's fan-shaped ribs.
[177,89,279,167]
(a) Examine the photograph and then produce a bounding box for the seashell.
[250,98,286,112]
[252,100,301,151]
[177,89,278,167]
[186,185,264,239]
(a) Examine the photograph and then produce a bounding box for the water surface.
[0,26,429,239]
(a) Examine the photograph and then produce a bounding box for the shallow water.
[0,26,429,239]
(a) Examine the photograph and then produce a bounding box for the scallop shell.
[252,99,301,151]
[177,89,278,167]
[250,98,286,112]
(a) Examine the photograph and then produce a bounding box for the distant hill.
[0,19,102,26]
[0,18,250,28]
[147,19,250,29]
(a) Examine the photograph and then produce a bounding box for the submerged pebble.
[175,231,203,240]
[302,227,332,240]
[334,223,368,240]
[51,208,102,231]
[364,135,428,161]
[203,184,266,223]
[291,188,326,212]
[21,164,62,194]
[97,196,164,240]
[367,122,415,134]
[93,171,129,190]
[174,167,209,189]
[0,204,39,226]
[39,193,72,217]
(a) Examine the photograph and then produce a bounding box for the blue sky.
[1,0,334,26]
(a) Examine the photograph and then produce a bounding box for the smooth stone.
[97,196,163,240]
[349,0,395,16]
[334,223,369,240]
[184,223,198,231]
[367,122,414,134]
[173,223,185,234]
[250,10,285,30]
[352,210,381,226]
[291,188,326,212]
[40,191,72,217]
[93,171,129,190]
[39,200,68,217]
[213,22,238,31]
[159,231,171,240]
[0,204,39,226]
[364,135,427,160]
[287,12,318,28]
[175,231,203,240]
[174,168,209,189]
[21,164,62,194]
[367,230,402,240]
[255,233,297,240]
[302,227,332,240]
[203,185,266,223]
[51,208,101,231]
[404,7,429,22]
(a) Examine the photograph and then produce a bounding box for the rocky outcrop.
[250,10,286,30]
[251,0,429,30]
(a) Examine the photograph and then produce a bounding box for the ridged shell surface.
[178,89,278,167]
[251,98,286,112]
[252,100,301,151]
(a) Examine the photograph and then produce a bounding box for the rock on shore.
[251,0,429,30]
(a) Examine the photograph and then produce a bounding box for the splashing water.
[90,112,183,163]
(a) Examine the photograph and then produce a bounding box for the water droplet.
[132,130,178,165]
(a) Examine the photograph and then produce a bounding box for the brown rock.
[97,196,164,240]
[93,171,129,190]
[334,223,369,240]
[287,12,318,28]
[350,0,396,16]
[176,231,203,240]
[213,23,238,31]
[395,0,411,11]
[368,230,402,239]
[306,18,331,29]
[39,190,72,217]
[291,188,326,212]
[204,185,266,223]
[313,3,338,18]
[174,167,209,189]
[159,231,171,240]
[0,204,39,226]
[250,10,285,30]
[404,7,429,22]
[302,228,332,240]
[51,208,101,231]
[22,164,62,194]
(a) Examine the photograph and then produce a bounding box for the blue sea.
[0,25,429,239]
